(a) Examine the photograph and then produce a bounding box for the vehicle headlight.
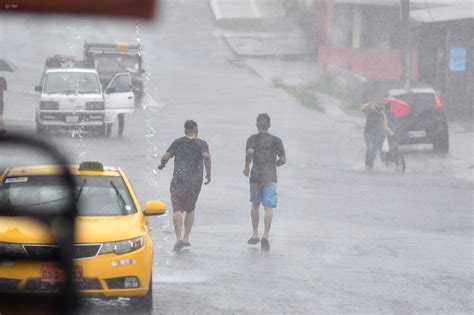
[99,237,144,255]
[85,101,105,110]
[39,101,59,110]
[0,242,27,258]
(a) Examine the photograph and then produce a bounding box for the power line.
[425,0,436,22]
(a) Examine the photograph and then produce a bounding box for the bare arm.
[243,148,254,177]
[202,152,211,184]
[157,152,172,170]
[381,112,395,136]
[276,155,286,167]
[275,137,287,167]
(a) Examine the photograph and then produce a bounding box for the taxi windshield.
[0,175,136,216]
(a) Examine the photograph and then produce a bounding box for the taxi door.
[104,73,135,122]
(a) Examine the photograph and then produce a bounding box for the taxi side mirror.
[35,85,42,93]
[144,201,166,216]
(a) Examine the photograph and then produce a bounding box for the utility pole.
[400,0,411,89]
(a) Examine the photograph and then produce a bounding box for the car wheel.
[36,122,46,135]
[98,124,111,137]
[399,156,406,173]
[106,124,112,137]
[130,274,153,312]
[134,92,144,107]
[433,128,449,153]
[118,114,125,137]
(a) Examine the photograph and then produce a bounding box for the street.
[0,0,473,313]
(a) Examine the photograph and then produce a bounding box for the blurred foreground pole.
[400,0,411,89]
[0,0,156,19]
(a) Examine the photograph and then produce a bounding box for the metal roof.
[334,0,471,5]
[410,4,474,23]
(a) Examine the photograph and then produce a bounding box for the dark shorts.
[250,184,277,208]
[170,185,201,213]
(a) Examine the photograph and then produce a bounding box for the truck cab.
[84,41,145,106]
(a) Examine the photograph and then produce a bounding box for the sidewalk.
[210,0,312,57]
[210,0,285,24]
[210,0,316,84]
[222,33,310,58]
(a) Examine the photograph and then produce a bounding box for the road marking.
[249,0,260,18]
[209,0,222,20]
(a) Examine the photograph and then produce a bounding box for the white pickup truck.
[35,56,134,136]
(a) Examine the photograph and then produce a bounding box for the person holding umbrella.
[360,102,394,171]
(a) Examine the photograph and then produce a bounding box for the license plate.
[408,130,426,138]
[41,265,83,283]
[65,115,79,124]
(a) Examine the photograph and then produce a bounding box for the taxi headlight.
[0,242,27,258]
[99,237,144,255]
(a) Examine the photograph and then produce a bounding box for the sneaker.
[261,238,270,251]
[247,237,260,245]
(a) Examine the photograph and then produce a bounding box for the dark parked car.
[388,88,449,153]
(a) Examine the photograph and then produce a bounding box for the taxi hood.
[75,214,144,243]
[0,217,55,244]
[0,213,144,244]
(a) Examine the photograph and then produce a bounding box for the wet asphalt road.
[1,0,473,314]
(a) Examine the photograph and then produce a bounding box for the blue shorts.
[250,184,278,208]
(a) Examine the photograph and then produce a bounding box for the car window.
[411,93,436,113]
[0,175,136,216]
[108,74,131,93]
[393,93,435,114]
[95,55,139,73]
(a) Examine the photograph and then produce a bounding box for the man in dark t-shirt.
[158,120,211,251]
[243,113,286,251]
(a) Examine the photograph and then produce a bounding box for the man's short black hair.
[256,113,271,130]
[184,120,198,134]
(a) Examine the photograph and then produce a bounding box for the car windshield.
[0,175,136,216]
[43,72,101,94]
[95,55,140,74]
[395,93,435,114]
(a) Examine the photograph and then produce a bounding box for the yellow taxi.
[0,161,165,311]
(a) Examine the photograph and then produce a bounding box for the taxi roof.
[4,165,121,177]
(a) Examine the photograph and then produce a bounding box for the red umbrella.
[383,97,412,118]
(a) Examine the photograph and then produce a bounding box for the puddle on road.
[155,273,209,284]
